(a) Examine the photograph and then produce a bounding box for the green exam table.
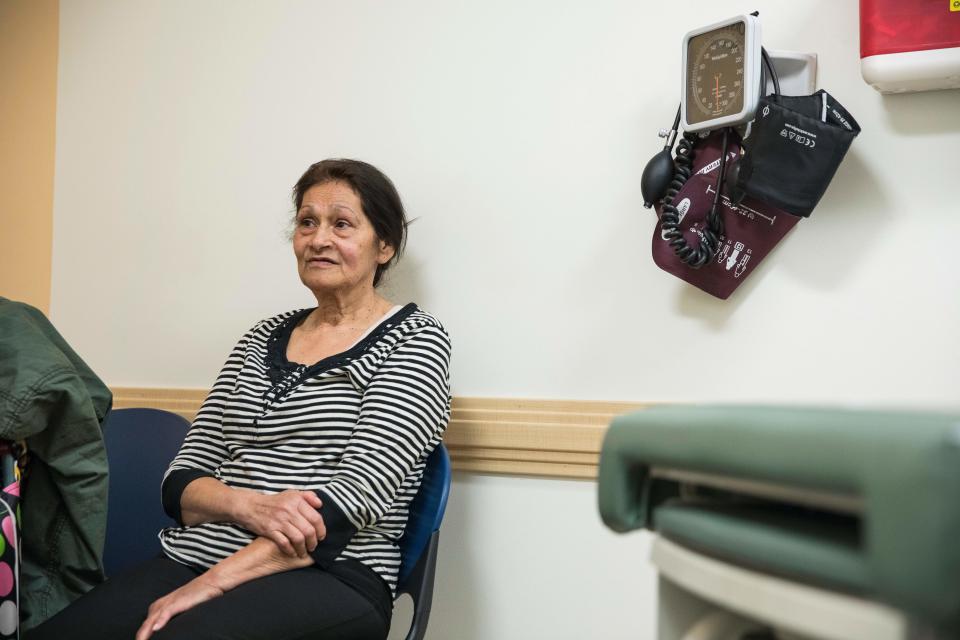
[597,406,960,640]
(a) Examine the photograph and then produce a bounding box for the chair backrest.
[102,408,190,577]
[397,443,451,588]
[394,444,451,640]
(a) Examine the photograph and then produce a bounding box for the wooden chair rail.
[111,388,648,480]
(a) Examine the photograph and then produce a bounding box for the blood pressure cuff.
[734,90,860,217]
[653,132,800,300]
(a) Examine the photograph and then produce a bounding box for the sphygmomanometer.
[641,12,860,292]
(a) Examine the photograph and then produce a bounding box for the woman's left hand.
[135,576,224,640]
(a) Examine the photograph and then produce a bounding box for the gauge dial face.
[685,21,746,127]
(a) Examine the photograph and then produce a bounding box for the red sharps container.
[860,0,960,93]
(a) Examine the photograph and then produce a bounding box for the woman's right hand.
[234,490,327,557]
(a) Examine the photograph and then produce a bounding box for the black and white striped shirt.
[159,303,451,594]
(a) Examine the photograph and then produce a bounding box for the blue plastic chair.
[102,407,190,577]
[395,443,451,640]
[102,408,451,639]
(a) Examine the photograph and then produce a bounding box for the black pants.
[26,556,389,640]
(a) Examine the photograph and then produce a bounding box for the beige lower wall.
[0,0,59,313]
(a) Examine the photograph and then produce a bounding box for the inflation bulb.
[641,148,676,208]
[641,104,682,208]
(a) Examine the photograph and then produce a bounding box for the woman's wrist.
[224,486,253,527]
[204,537,313,593]
[203,563,239,593]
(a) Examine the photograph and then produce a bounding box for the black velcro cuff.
[309,489,358,568]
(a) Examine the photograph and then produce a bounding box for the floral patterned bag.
[0,442,23,640]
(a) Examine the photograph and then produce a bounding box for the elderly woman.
[29,160,452,640]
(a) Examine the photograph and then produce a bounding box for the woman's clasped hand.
[236,489,327,557]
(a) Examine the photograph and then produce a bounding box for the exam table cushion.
[597,405,960,631]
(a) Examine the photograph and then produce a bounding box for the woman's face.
[293,181,394,297]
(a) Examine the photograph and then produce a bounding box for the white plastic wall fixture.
[765,50,818,96]
[862,47,960,94]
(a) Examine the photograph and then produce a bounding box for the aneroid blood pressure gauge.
[681,14,761,132]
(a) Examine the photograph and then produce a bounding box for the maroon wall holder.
[652,132,801,300]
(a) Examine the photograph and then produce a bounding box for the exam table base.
[652,537,907,640]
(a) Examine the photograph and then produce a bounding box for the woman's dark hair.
[292,159,407,287]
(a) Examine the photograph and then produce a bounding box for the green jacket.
[0,298,111,629]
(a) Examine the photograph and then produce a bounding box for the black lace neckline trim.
[265,303,418,385]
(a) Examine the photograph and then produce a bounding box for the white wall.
[50,1,960,638]
[389,474,655,640]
